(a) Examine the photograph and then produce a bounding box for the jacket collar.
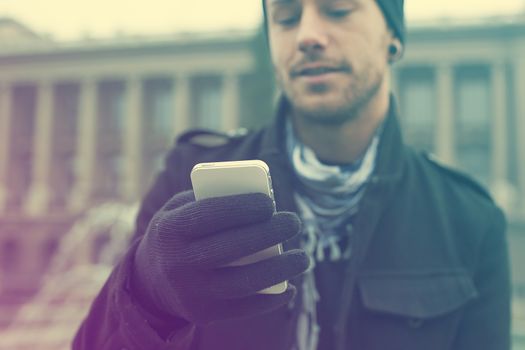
[370,96,406,184]
[258,95,290,158]
[258,94,407,185]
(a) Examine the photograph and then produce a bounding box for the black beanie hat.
[376,0,406,45]
[262,0,406,45]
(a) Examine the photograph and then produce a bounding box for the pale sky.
[0,0,524,41]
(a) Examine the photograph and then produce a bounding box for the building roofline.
[0,29,256,59]
[409,14,525,28]
[1,15,525,60]
[407,15,525,41]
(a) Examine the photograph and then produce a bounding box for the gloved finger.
[180,212,301,268]
[205,249,310,299]
[164,193,275,239]
[192,285,297,325]
[161,190,196,211]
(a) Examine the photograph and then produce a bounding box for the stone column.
[221,72,240,131]
[0,83,12,212]
[515,53,525,214]
[491,62,508,182]
[68,78,98,212]
[173,74,191,137]
[435,64,456,166]
[121,76,143,201]
[24,81,54,216]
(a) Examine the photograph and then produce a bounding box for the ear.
[388,37,403,64]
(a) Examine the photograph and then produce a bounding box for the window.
[191,76,222,130]
[398,66,437,153]
[144,79,173,139]
[95,81,125,201]
[99,81,125,134]
[454,65,492,185]
[141,79,173,190]
[7,84,36,212]
[51,83,80,211]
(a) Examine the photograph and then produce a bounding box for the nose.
[297,7,329,54]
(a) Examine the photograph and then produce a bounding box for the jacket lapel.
[334,96,407,349]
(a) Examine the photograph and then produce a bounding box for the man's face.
[265,0,393,124]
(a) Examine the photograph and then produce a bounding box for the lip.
[293,69,344,85]
[291,64,347,83]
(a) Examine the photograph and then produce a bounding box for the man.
[74,0,511,349]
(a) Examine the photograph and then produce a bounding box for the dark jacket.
[74,98,511,350]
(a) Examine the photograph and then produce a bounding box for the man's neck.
[291,86,390,165]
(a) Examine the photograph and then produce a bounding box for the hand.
[132,190,310,325]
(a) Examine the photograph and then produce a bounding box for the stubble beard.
[279,67,384,127]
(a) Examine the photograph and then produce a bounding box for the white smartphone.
[190,159,287,294]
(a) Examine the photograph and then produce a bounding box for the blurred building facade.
[0,16,525,340]
[0,19,257,326]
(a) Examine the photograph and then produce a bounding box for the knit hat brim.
[262,0,405,45]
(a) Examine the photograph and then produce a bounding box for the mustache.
[289,58,352,77]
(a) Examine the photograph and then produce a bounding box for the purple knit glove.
[132,190,309,325]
